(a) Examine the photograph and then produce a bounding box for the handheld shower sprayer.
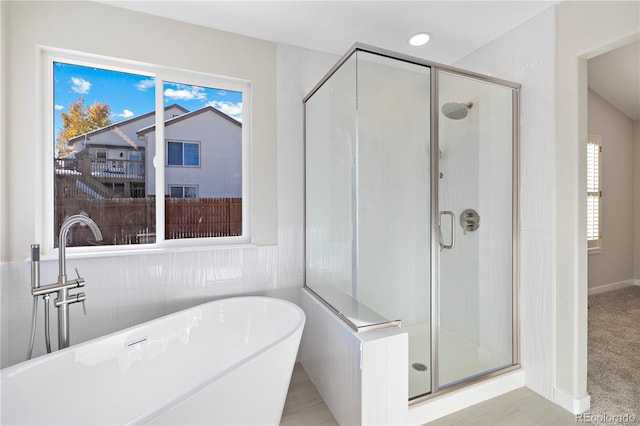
[27,244,51,359]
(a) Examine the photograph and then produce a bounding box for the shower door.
[435,70,516,389]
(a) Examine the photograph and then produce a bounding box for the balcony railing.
[55,156,145,180]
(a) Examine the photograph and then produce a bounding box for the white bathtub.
[1,296,305,425]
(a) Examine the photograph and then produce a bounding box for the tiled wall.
[454,7,557,400]
[1,245,294,368]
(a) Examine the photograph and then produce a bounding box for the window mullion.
[155,77,166,243]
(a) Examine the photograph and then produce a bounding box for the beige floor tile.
[281,363,337,426]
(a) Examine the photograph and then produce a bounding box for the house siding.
[145,110,242,198]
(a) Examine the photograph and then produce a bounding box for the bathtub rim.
[1,296,306,425]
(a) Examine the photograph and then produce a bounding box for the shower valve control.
[460,209,480,234]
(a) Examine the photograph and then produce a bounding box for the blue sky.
[53,62,242,143]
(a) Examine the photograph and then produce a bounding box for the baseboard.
[588,279,636,296]
[554,387,590,414]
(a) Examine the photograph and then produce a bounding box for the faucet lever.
[74,268,81,280]
[81,299,87,316]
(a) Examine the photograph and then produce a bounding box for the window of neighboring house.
[128,151,145,177]
[587,134,602,250]
[167,141,200,167]
[169,185,198,198]
[47,49,249,251]
[89,148,107,161]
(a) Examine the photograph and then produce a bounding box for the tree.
[56,98,112,157]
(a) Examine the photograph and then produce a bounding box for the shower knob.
[460,209,480,233]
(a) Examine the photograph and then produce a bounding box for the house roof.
[67,104,190,145]
[136,105,241,137]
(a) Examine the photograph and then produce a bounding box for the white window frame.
[39,47,252,255]
[587,133,602,253]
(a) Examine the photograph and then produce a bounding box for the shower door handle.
[439,211,456,250]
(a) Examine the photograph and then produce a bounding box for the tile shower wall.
[1,245,281,368]
[454,7,557,400]
[276,43,338,299]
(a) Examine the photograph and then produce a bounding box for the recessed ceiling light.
[409,32,432,47]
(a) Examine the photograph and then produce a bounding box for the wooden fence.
[165,197,242,239]
[55,197,242,246]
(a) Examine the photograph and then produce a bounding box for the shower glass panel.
[305,51,431,337]
[437,70,515,388]
[357,52,432,395]
[305,53,357,319]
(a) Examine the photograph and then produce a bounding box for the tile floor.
[425,386,576,425]
[281,363,338,425]
[281,363,577,425]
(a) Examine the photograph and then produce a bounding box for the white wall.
[587,89,635,288]
[555,0,639,412]
[0,1,293,369]
[455,6,557,401]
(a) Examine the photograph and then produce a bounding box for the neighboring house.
[56,103,241,200]
[61,104,188,198]
[138,106,242,199]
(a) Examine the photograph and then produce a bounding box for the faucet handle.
[77,292,87,315]
[74,268,81,279]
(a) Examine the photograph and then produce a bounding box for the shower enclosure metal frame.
[303,43,521,402]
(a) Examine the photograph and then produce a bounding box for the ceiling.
[99,1,557,65]
[99,1,638,122]
[588,40,640,121]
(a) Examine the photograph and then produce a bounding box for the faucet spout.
[55,214,102,350]
[58,214,103,283]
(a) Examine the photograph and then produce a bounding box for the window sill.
[36,241,258,263]
[588,247,601,255]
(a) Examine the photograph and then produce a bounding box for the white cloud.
[207,101,243,122]
[135,79,155,91]
[54,104,64,110]
[164,85,207,101]
[117,109,134,119]
[71,77,91,94]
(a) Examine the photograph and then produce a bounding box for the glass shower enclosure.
[304,44,520,400]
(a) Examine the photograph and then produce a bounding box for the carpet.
[587,285,640,420]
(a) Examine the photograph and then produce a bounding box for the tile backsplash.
[0,243,302,368]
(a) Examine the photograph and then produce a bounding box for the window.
[167,141,200,167]
[89,148,107,160]
[169,185,198,198]
[587,134,602,249]
[47,49,249,251]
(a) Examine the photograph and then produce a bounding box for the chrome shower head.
[441,102,473,120]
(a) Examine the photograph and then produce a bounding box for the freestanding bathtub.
[1,296,305,425]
